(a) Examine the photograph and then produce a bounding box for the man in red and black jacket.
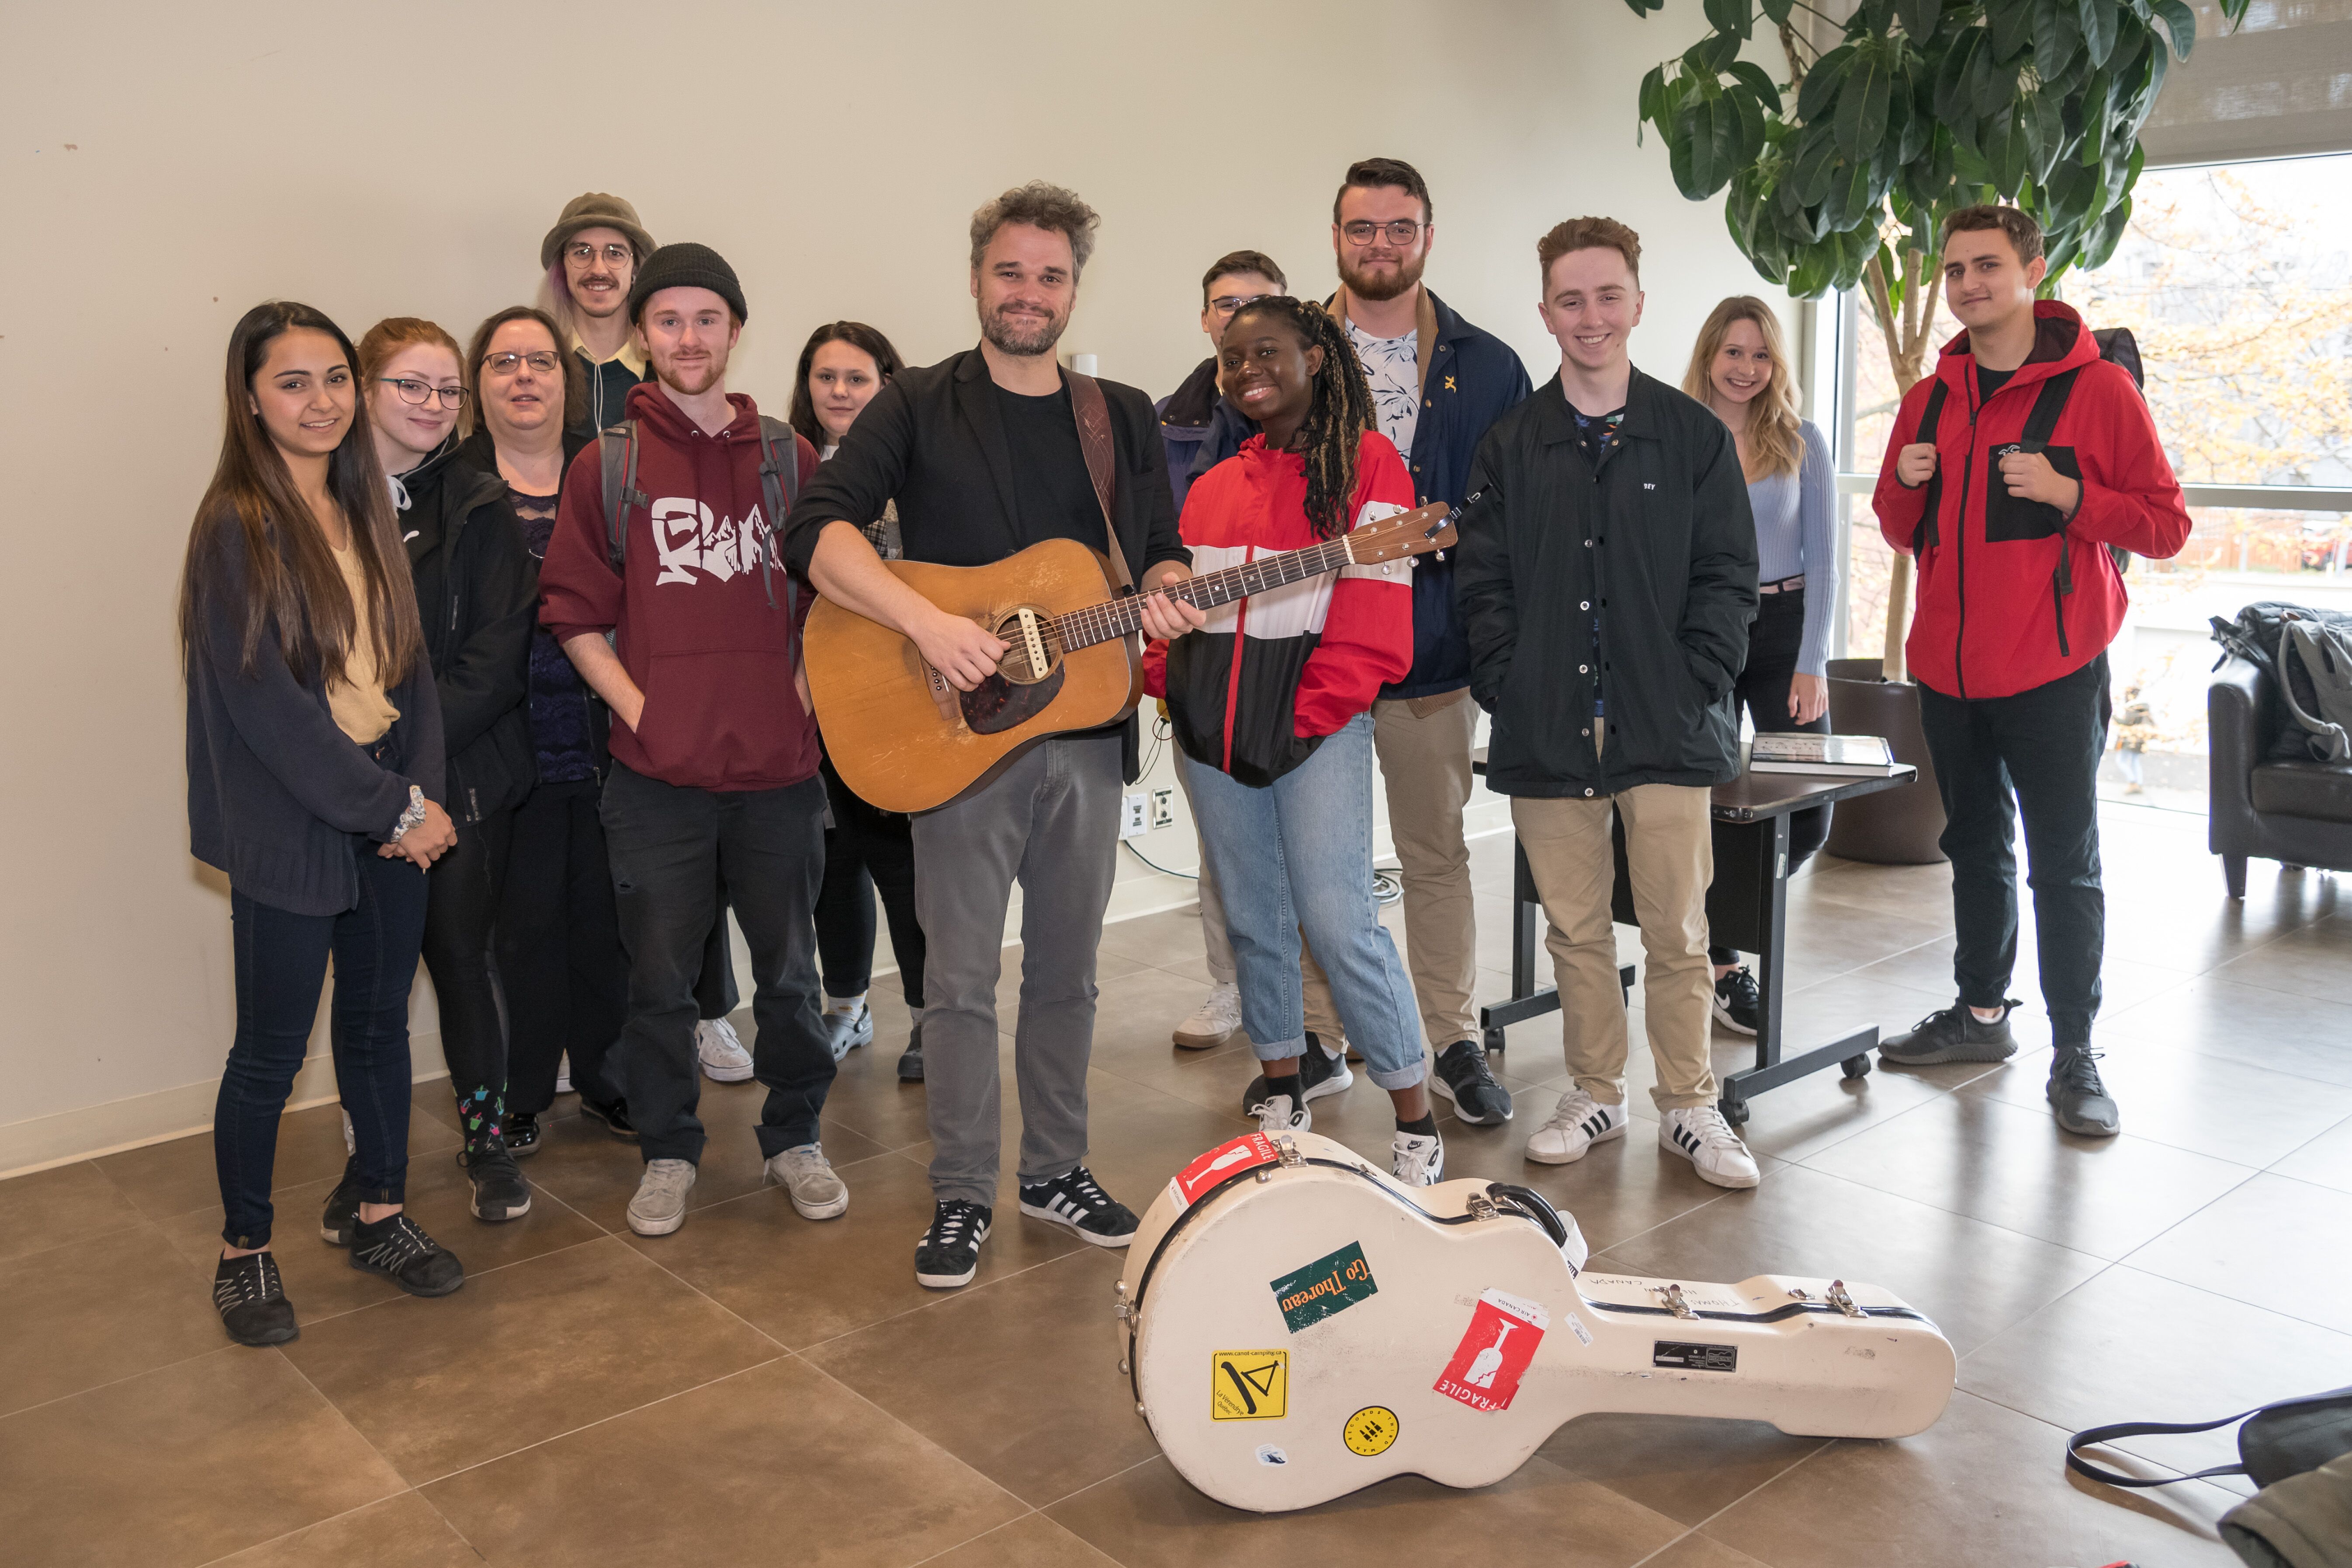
[1871,205,2190,1137]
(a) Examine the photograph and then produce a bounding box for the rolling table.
[1472,748,1919,1128]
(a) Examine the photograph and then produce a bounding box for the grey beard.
[1339,253,1425,305]
[980,307,1067,358]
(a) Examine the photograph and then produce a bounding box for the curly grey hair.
[968,180,1100,277]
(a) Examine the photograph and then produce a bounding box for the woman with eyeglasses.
[351,318,538,1225]
[184,302,466,1345]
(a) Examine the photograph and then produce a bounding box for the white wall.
[0,0,1786,1172]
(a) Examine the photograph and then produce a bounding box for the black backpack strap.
[599,420,647,574]
[754,415,801,626]
[2065,1409,2255,1489]
[1912,379,1949,551]
[2021,368,2087,599]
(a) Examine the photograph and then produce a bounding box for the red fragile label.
[1433,1288,1549,1412]
[1167,1133,1282,1209]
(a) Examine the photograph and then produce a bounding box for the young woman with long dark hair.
[182,301,467,1345]
[787,321,930,1078]
[1144,297,1444,1184]
[358,318,537,1221]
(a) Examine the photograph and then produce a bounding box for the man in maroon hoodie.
[1871,206,2190,1137]
[539,243,844,1236]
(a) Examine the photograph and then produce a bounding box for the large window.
[1829,152,2352,808]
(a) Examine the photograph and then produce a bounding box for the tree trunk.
[1861,249,1940,683]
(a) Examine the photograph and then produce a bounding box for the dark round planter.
[1822,658,1947,865]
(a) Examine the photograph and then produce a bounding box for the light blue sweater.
[1746,419,1837,677]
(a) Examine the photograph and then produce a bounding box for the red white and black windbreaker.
[1144,431,1415,787]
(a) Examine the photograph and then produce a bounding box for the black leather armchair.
[2208,655,2352,897]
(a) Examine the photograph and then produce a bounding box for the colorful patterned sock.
[455,1084,509,1154]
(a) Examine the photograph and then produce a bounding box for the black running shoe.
[348,1212,466,1297]
[1711,966,1762,1036]
[214,1252,298,1346]
[319,1156,360,1247]
[1879,1000,2021,1066]
[1239,1036,1352,1116]
[1431,1039,1514,1124]
[1018,1165,1139,1247]
[505,1112,541,1157]
[897,1021,925,1083]
[914,1199,991,1288]
[2048,1045,2121,1137]
[577,1095,637,1140]
[458,1137,532,1223]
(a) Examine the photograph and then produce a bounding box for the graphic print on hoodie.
[539,382,821,793]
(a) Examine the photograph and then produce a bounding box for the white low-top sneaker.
[627,1158,697,1236]
[1524,1089,1628,1164]
[696,1018,755,1083]
[764,1143,849,1220]
[1173,981,1243,1049]
[1659,1105,1760,1189]
[1390,1129,1444,1186]
[1248,1087,1309,1134]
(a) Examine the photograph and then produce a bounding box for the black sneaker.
[505,1112,541,1157]
[897,1020,925,1083]
[1239,1035,1353,1116]
[213,1252,298,1346]
[1879,1000,2021,1066]
[1431,1039,1515,1125]
[915,1199,991,1288]
[1018,1165,1139,1247]
[458,1137,532,1223]
[2049,1045,2121,1137]
[1711,966,1762,1036]
[578,1095,637,1140]
[348,1212,466,1297]
[319,1156,361,1247]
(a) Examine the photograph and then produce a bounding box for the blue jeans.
[1181,713,1427,1091]
[216,846,428,1248]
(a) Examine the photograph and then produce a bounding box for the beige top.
[328,542,401,744]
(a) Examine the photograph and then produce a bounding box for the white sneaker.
[554,1053,572,1095]
[627,1158,697,1236]
[1248,1087,1309,1134]
[1173,981,1242,1049]
[764,1144,849,1220]
[696,1018,754,1083]
[1391,1129,1444,1186]
[1659,1106,1761,1189]
[1524,1090,1628,1165]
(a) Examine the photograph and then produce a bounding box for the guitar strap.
[1065,370,1136,595]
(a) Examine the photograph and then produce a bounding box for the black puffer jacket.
[1455,370,1757,798]
[398,443,536,821]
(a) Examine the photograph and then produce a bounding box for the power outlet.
[1150,788,1175,828]
[1119,793,1150,840]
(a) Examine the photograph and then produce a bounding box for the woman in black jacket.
[182,301,468,1346]
[360,318,537,1224]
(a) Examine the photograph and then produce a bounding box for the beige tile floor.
[1,802,2344,1566]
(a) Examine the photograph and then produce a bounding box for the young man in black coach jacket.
[1455,217,1762,1190]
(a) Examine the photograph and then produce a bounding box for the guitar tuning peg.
[1435,549,1447,562]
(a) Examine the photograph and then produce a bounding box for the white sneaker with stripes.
[1659,1105,1760,1189]
[1525,1089,1628,1164]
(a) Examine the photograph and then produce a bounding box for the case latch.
[1826,1279,1863,1318]
[1658,1283,1696,1320]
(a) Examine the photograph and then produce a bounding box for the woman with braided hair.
[1142,297,1444,1184]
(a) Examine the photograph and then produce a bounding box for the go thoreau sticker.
[1269,1241,1379,1333]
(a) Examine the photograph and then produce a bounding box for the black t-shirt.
[993,382,1103,551]
[1976,364,2016,401]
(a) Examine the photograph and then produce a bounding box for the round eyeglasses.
[1341,220,1424,246]
[378,378,470,409]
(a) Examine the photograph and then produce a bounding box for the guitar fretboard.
[1054,535,1359,652]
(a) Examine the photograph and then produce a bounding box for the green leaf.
[1684,28,1744,74]
[1759,0,1795,21]
[2082,190,2134,269]
[1621,0,1667,14]
[2042,155,2099,228]
[2079,0,2119,67]
[1732,83,1770,165]
[1835,48,1893,160]
[1727,59,1784,112]
[1971,45,2021,119]
[1831,156,1877,228]
[2033,4,2084,76]
[1704,0,1754,40]
[1798,43,1857,123]
[1638,63,1666,128]
[2026,88,2067,183]
[1794,126,1842,206]
[1895,0,1942,39]
[1934,28,1982,123]
[1893,69,1929,164]
[1985,0,2035,61]
[2151,0,2196,58]
[1673,95,1715,200]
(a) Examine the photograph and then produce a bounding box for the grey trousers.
[911,733,1121,1206]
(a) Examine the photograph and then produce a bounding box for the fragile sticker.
[1342,1405,1399,1456]
[1167,1132,1281,1211]
[1269,1241,1379,1333]
[1210,1350,1288,1420]
[1434,1288,1549,1412]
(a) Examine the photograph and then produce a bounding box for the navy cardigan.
[185,525,446,917]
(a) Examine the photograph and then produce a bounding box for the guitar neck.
[1056,534,1358,652]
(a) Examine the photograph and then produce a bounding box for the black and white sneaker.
[319,1156,361,1247]
[914,1199,991,1288]
[505,1112,541,1157]
[897,1020,925,1083]
[1018,1165,1139,1247]
[577,1094,637,1140]
[214,1252,298,1346]
[1248,1086,1309,1134]
[1431,1040,1514,1124]
[458,1137,532,1223]
[1880,1000,2020,1066]
[1240,1038,1351,1118]
[348,1212,466,1297]
[1711,966,1762,1035]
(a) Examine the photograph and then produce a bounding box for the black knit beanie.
[627,242,748,325]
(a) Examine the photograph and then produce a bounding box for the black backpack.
[2068,1385,2352,1491]
[596,412,804,638]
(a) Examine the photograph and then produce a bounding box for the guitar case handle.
[1485,1183,1571,1251]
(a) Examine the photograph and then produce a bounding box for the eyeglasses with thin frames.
[1208,293,1272,320]
[565,241,634,267]
[481,351,561,377]
[1341,219,1424,246]
[378,377,470,408]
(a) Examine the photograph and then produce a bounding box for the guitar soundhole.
[961,665,1065,734]
[990,609,1062,686]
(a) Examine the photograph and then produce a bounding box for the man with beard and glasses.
[539,244,845,1239]
[786,182,1202,1291]
[1201,157,1531,1130]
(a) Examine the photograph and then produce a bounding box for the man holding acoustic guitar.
[785,183,1205,1291]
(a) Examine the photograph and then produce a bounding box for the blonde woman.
[1683,296,1836,1034]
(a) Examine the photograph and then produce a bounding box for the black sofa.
[2208,655,2352,897]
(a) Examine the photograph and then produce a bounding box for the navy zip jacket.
[186,525,446,917]
[1192,287,1530,698]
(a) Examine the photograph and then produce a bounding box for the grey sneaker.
[2048,1046,2121,1137]
[626,1158,697,1236]
[1879,1000,2020,1066]
[764,1144,849,1219]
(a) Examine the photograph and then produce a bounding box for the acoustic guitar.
[804,498,1461,813]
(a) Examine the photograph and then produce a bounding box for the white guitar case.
[1115,1131,1955,1513]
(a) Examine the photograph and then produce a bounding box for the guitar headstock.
[1346,499,1459,563]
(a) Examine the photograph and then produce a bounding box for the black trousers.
[1713,588,1830,962]
[1916,653,2111,1044]
[421,806,511,1139]
[500,779,627,1116]
[814,758,927,1007]
[599,762,837,1165]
